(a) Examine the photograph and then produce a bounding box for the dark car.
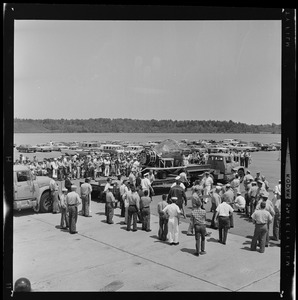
[16,144,37,153]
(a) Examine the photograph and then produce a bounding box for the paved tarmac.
[13,195,281,292]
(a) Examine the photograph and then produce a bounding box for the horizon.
[14,117,281,126]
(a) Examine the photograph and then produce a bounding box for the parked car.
[235,143,258,152]
[51,142,69,151]
[35,144,53,152]
[16,144,37,153]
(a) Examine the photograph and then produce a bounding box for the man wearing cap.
[168,177,187,218]
[162,196,181,245]
[59,188,69,229]
[80,178,92,217]
[247,181,259,218]
[233,191,246,213]
[141,172,155,198]
[105,184,116,224]
[65,185,81,234]
[203,172,214,205]
[250,201,273,253]
[255,191,275,247]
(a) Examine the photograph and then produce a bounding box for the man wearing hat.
[168,177,187,218]
[233,191,246,213]
[162,196,181,245]
[59,188,69,229]
[105,184,116,224]
[65,185,81,234]
[250,201,273,253]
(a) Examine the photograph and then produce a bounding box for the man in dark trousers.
[167,177,187,218]
[64,174,73,193]
[105,184,116,224]
[65,185,81,234]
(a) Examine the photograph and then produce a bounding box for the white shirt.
[141,177,151,191]
[162,203,181,219]
[234,195,246,207]
[216,202,234,217]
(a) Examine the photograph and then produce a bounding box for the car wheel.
[39,190,52,213]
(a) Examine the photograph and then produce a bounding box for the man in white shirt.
[233,191,246,212]
[214,198,234,245]
[141,173,154,198]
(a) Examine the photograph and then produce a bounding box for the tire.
[39,190,52,213]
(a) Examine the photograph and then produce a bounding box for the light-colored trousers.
[167,217,179,243]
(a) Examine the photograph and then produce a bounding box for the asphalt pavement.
[12,187,281,292]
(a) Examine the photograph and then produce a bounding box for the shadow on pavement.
[207,237,220,243]
[180,247,197,255]
[241,246,252,251]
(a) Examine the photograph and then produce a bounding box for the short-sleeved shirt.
[66,191,81,206]
[140,196,151,209]
[216,202,234,217]
[251,209,273,224]
[80,182,92,196]
[106,191,115,203]
[191,208,206,225]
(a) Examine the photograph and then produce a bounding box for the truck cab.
[207,153,245,184]
[13,165,53,213]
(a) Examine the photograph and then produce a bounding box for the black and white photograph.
[3,4,295,297]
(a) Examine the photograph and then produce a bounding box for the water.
[13,132,281,146]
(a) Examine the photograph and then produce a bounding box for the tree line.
[14,118,281,134]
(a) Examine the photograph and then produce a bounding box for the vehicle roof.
[14,165,30,171]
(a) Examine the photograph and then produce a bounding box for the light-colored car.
[36,143,53,152]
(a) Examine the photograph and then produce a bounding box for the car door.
[14,170,35,200]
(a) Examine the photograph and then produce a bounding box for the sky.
[14,20,281,125]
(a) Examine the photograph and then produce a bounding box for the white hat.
[62,188,68,192]
[175,176,181,180]
[144,173,149,176]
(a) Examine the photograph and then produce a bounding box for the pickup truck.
[13,165,53,213]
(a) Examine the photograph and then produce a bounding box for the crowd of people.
[47,162,281,256]
[14,146,252,181]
